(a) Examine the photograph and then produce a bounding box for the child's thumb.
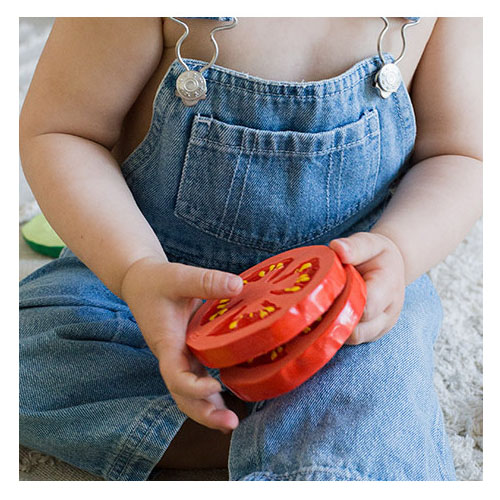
[174,265,243,299]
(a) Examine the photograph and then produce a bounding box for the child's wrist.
[119,253,169,303]
[369,227,408,281]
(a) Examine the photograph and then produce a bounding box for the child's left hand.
[329,232,406,344]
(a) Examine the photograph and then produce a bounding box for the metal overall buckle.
[374,17,420,98]
[169,17,239,106]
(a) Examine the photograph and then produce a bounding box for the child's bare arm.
[19,17,167,296]
[20,18,244,433]
[330,17,482,344]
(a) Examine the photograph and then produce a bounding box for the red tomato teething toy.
[219,264,366,401]
[186,245,346,368]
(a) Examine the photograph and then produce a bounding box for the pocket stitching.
[227,132,259,241]
[174,110,381,252]
[325,151,333,228]
[216,128,247,238]
[188,128,380,157]
[175,207,340,253]
[188,109,379,156]
[174,122,201,221]
[175,129,380,252]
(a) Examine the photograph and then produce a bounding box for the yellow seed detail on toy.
[276,262,284,269]
[259,310,268,319]
[316,315,323,322]
[262,306,275,313]
[216,304,228,309]
[297,262,312,273]
[249,312,253,317]
[296,273,310,283]
[209,308,228,321]
[258,270,266,277]
[303,326,312,333]
[270,350,278,361]
[269,264,276,271]
[229,320,239,329]
[284,286,301,292]
[219,299,230,304]
[242,279,248,284]
[277,346,283,353]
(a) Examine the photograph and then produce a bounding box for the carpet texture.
[18,17,483,481]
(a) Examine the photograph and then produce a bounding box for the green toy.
[21,213,66,258]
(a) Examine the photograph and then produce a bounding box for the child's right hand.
[120,255,244,433]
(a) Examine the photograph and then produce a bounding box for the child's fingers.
[166,262,243,299]
[345,311,390,345]
[329,232,386,265]
[159,344,222,400]
[173,391,240,432]
[361,270,392,322]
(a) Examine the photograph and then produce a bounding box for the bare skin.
[19,17,482,471]
[112,17,438,165]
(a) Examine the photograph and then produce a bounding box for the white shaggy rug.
[18,17,483,481]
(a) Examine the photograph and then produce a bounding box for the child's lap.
[229,272,454,480]
[19,248,453,480]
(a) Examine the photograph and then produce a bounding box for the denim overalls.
[19,19,457,480]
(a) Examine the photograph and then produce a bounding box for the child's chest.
[113,17,435,166]
[162,17,436,90]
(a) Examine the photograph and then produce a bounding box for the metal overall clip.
[169,17,239,106]
[374,17,420,98]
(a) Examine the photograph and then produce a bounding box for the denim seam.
[173,188,389,254]
[122,135,161,181]
[191,109,379,144]
[335,132,345,220]
[430,405,449,480]
[19,299,129,315]
[325,151,333,227]
[392,89,418,171]
[105,399,163,479]
[188,130,380,156]
[105,397,186,481]
[169,183,390,257]
[120,114,162,176]
[122,95,177,180]
[370,122,382,198]
[174,122,199,219]
[202,73,375,99]
[175,207,333,251]
[392,91,406,156]
[217,127,247,237]
[227,132,258,240]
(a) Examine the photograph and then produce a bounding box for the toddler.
[19,17,482,480]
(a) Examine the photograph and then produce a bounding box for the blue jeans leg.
[19,253,189,481]
[228,273,457,481]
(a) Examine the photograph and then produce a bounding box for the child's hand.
[329,232,406,344]
[120,256,244,433]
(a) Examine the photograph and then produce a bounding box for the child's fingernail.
[333,239,349,251]
[209,380,222,391]
[227,275,243,291]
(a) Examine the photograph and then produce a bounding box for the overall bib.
[19,20,457,480]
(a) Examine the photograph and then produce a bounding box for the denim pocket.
[174,110,380,253]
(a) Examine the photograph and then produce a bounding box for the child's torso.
[111,17,436,165]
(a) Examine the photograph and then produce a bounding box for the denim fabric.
[19,51,456,481]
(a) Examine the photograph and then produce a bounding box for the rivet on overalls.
[169,17,239,107]
[374,17,420,99]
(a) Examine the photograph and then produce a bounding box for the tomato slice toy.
[219,264,366,401]
[186,245,346,368]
